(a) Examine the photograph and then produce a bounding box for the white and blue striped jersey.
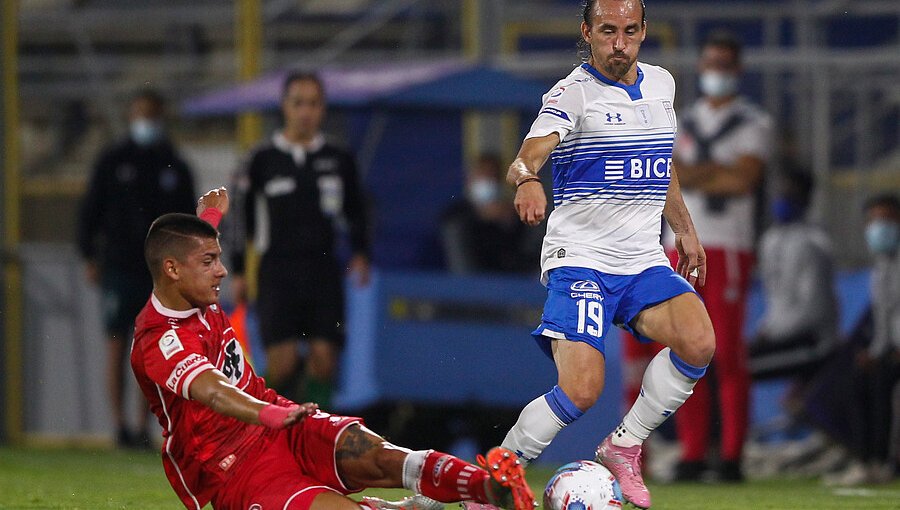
[526,62,677,282]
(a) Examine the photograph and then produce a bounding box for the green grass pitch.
[1,447,899,509]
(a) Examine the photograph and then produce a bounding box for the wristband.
[516,177,541,187]
[198,208,223,229]
[259,403,299,429]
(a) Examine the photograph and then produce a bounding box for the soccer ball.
[543,460,623,510]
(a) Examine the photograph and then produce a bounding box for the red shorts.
[213,412,363,510]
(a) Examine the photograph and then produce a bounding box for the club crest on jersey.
[557,248,567,258]
[159,329,184,360]
[635,104,652,128]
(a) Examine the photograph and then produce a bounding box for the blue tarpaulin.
[180,59,549,115]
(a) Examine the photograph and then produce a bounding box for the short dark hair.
[582,0,646,28]
[131,87,165,111]
[145,213,219,279]
[779,170,815,209]
[703,30,743,64]
[864,193,900,214]
[281,71,325,100]
[579,0,646,60]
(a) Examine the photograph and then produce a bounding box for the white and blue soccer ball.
[543,460,624,510]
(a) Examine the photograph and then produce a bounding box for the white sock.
[612,347,700,448]
[501,394,567,465]
[401,450,430,493]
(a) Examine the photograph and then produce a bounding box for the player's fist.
[197,187,229,217]
[514,181,547,226]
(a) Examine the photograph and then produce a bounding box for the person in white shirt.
[750,170,838,379]
[623,31,772,482]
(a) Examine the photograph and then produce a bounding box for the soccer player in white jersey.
[501,1,715,508]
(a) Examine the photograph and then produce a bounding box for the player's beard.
[597,51,634,81]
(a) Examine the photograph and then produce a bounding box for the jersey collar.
[151,293,210,330]
[580,62,644,101]
[273,132,326,166]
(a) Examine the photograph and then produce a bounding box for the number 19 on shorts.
[576,299,603,337]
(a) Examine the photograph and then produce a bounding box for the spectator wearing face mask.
[441,153,541,274]
[620,30,773,483]
[749,170,838,379]
[819,193,900,486]
[77,88,196,448]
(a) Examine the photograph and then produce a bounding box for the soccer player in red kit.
[131,188,535,510]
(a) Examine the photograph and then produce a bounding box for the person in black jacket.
[229,72,370,406]
[77,88,196,448]
[441,153,540,275]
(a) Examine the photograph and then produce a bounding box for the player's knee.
[561,382,603,411]
[671,321,715,368]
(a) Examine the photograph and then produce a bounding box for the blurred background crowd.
[1,0,899,488]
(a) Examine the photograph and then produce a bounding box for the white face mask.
[468,179,500,206]
[699,71,739,98]
[130,118,164,146]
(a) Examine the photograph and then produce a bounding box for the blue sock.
[544,385,585,425]
[668,350,708,379]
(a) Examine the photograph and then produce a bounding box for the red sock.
[417,451,490,503]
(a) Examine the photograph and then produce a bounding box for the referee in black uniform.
[230,72,370,405]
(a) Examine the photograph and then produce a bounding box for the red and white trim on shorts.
[280,486,341,510]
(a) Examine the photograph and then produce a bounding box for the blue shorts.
[532,266,696,358]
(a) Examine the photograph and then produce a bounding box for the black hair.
[131,87,165,111]
[864,193,900,214]
[779,169,815,209]
[281,71,325,100]
[145,213,219,279]
[703,30,743,64]
[578,0,646,60]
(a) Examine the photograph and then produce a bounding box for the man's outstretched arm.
[664,165,707,287]
[188,369,317,428]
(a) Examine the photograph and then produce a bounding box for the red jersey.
[131,294,285,509]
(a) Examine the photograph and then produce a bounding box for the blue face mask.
[771,197,801,224]
[130,118,164,146]
[865,219,900,255]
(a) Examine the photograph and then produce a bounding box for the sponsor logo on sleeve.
[158,329,184,360]
[540,107,571,122]
[166,353,205,393]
